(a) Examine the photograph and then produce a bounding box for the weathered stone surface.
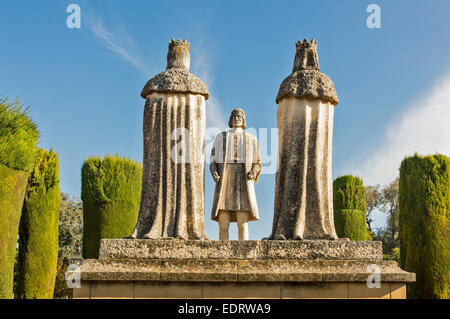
[210,108,262,240]
[160,259,237,282]
[141,39,209,99]
[80,259,161,281]
[271,39,339,240]
[276,39,338,105]
[80,258,415,283]
[74,281,409,299]
[134,282,203,299]
[282,283,348,299]
[99,239,382,260]
[130,39,209,239]
[276,70,338,105]
[80,239,415,298]
[141,68,209,100]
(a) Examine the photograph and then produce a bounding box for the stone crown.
[141,39,209,99]
[167,38,191,71]
[276,38,338,105]
[169,38,190,51]
[295,38,318,50]
[293,38,320,72]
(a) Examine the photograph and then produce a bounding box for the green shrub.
[0,98,38,299]
[81,155,142,258]
[0,165,29,298]
[399,154,450,299]
[0,98,39,172]
[17,148,60,299]
[334,209,368,241]
[333,175,368,240]
[333,175,367,211]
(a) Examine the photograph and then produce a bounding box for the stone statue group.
[129,38,339,241]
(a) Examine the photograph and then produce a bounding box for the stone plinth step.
[99,239,382,261]
[80,258,415,283]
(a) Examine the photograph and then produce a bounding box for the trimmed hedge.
[82,155,142,258]
[399,154,450,299]
[0,99,38,299]
[0,98,39,172]
[17,148,60,299]
[0,165,29,299]
[334,209,368,241]
[333,175,368,240]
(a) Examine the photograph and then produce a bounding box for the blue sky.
[1,1,449,239]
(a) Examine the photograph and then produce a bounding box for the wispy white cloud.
[351,72,450,187]
[86,15,149,75]
[190,40,227,130]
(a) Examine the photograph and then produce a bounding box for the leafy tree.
[368,178,400,254]
[381,177,400,242]
[365,184,382,232]
[53,193,82,299]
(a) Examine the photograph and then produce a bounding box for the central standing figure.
[210,108,261,240]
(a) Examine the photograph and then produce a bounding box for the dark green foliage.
[0,164,28,298]
[0,99,38,298]
[374,227,398,255]
[334,209,368,241]
[383,247,400,266]
[333,175,368,240]
[399,154,450,299]
[333,175,367,211]
[0,98,39,172]
[82,155,142,258]
[17,149,60,299]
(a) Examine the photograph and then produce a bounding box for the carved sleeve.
[209,135,219,176]
[251,136,262,181]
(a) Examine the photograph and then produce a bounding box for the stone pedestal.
[75,239,415,299]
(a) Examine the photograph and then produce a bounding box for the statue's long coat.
[131,92,208,239]
[210,130,261,222]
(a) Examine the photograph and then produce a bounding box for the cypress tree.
[333,175,368,240]
[17,148,60,299]
[0,98,39,299]
[82,155,142,258]
[399,154,449,299]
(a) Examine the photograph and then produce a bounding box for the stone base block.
[75,239,414,299]
[99,239,382,260]
[73,281,407,299]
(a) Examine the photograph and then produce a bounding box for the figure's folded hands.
[213,171,221,182]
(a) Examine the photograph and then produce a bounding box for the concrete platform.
[75,239,415,299]
[99,239,382,260]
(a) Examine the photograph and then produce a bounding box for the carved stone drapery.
[270,39,339,240]
[130,39,209,239]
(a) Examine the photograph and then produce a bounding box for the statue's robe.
[210,130,261,222]
[131,92,208,239]
[269,39,339,240]
[270,98,338,240]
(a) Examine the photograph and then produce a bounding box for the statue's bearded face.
[230,113,244,128]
